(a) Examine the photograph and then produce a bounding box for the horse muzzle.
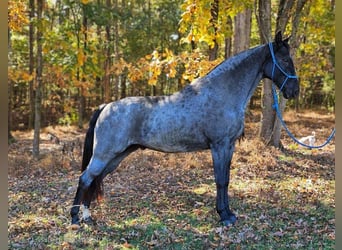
[283,84,299,99]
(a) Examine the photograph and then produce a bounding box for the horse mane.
[206,44,265,79]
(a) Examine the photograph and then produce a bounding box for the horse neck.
[205,44,268,109]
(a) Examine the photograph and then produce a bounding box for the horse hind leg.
[70,156,109,225]
[71,146,140,225]
[79,176,103,224]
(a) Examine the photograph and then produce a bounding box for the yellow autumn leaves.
[107,48,221,86]
[178,0,249,48]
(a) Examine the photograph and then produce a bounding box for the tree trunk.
[113,0,120,100]
[270,0,295,148]
[233,8,252,113]
[121,73,127,99]
[233,9,252,56]
[8,28,15,143]
[103,0,112,103]
[257,0,274,144]
[208,0,219,61]
[224,16,233,59]
[28,0,35,129]
[291,0,307,112]
[258,0,306,148]
[33,0,43,158]
[78,9,88,129]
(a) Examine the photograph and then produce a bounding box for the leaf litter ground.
[8,109,335,249]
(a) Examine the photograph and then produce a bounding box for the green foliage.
[296,0,335,108]
[58,112,78,126]
[8,0,335,130]
[179,0,253,48]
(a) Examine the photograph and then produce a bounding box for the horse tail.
[81,104,107,203]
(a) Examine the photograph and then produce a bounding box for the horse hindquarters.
[70,102,143,225]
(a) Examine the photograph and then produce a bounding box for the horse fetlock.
[81,205,92,221]
[220,212,237,226]
[221,215,237,227]
[218,207,236,225]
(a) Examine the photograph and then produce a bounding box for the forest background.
[8,0,335,155]
[7,1,336,248]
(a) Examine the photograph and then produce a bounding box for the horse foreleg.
[211,140,237,226]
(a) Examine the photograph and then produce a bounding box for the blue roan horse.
[71,31,299,226]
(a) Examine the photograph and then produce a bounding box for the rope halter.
[268,42,298,91]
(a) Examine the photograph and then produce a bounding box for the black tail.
[81,104,107,202]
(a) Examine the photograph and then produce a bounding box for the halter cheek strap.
[268,42,298,91]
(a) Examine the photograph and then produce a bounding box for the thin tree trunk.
[291,0,306,113]
[257,0,305,148]
[256,0,274,144]
[103,0,111,103]
[233,8,252,113]
[224,16,233,59]
[78,9,88,129]
[113,0,120,100]
[33,0,43,158]
[270,0,295,148]
[120,73,127,99]
[208,0,219,61]
[28,0,35,129]
[233,9,252,55]
[8,27,15,143]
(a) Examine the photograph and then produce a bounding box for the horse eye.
[282,58,289,64]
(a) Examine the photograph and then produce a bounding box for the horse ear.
[283,35,292,44]
[275,31,282,45]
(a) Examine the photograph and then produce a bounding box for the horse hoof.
[221,215,237,227]
[82,216,95,225]
[71,217,80,226]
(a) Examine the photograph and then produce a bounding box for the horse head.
[263,31,300,99]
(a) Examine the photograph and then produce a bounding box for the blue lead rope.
[268,42,335,149]
[272,85,335,149]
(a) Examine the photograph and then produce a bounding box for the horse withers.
[70,31,299,227]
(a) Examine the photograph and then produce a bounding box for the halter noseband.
[268,42,298,91]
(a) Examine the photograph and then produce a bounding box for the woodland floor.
[8,109,335,249]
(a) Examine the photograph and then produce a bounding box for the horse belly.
[141,117,209,153]
[146,134,209,153]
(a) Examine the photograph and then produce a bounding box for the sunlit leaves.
[8,69,34,85]
[295,0,335,107]
[109,48,221,87]
[8,0,29,32]
[179,0,252,48]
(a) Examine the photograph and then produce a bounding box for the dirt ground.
[8,109,335,249]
